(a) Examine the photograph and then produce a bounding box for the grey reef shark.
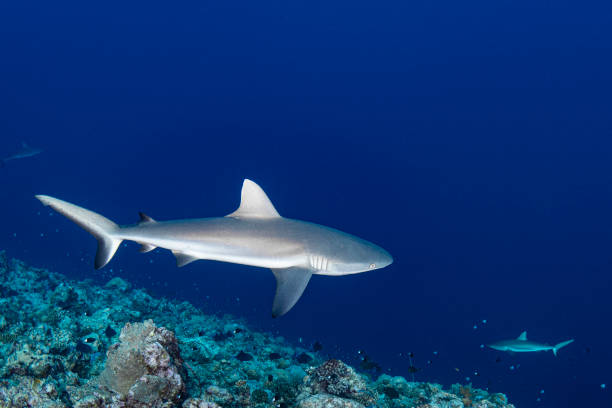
[487,331,574,356]
[36,179,393,317]
[1,141,43,167]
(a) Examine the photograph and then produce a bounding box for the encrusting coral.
[0,251,515,408]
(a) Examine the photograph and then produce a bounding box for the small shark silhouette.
[487,331,574,356]
[36,179,393,317]
[1,141,43,167]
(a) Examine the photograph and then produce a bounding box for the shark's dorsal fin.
[138,212,156,224]
[517,331,528,341]
[227,179,280,219]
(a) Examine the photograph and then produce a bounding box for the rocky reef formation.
[0,251,515,408]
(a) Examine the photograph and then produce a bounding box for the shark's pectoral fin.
[271,267,312,318]
[172,251,199,267]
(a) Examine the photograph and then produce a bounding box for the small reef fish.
[36,179,393,317]
[268,352,282,360]
[235,351,253,361]
[359,354,382,372]
[296,352,313,364]
[487,331,574,356]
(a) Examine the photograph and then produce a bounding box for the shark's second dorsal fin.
[227,179,280,219]
[517,331,528,341]
[138,212,156,224]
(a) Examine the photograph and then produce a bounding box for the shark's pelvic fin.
[271,267,312,317]
[172,251,199,267]
[227,179,280,219]
[517,331,528,341]
[552,339,574,356]
[35,195,121,269]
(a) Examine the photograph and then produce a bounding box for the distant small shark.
[1,141,43,167]
[487,331,574,356]
[35,179,393,317]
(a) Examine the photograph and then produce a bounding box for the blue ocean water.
[1,1,611,406]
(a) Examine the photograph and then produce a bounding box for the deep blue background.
[1,1,611,406]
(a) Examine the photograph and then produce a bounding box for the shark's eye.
[369,263,376,269]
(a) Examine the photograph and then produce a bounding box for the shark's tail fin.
[553,339,574,356]
[35,195,122,269]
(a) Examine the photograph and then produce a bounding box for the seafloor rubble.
[0,251,515,408]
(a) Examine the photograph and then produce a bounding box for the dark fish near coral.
[236,351,253,361]
[359,355,382,372]
[296,352,313,364]
[312,341,323,352]
[0,287,18,297]
[104,325,116,337]
[76,341,92,353]
[214,331,231,342]
[383,386,400,399]
[407,365,420,374]
[269,352,282,360]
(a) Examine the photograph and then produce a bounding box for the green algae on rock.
[0,251,515,408]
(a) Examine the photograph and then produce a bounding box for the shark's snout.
[362,247,393,272]
[376,249,393,269]
[384,250,393,266]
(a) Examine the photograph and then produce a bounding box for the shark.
[487,331,574,356]
[35,179,393,317]
[1,141,43,167]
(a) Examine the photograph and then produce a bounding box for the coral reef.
[0,250,515,408]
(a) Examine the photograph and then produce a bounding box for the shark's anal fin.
[517,331,528,341]
[271,267,312,317]
[139,243,156,253]
[227,179,280,219]
[172,251,199,267]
